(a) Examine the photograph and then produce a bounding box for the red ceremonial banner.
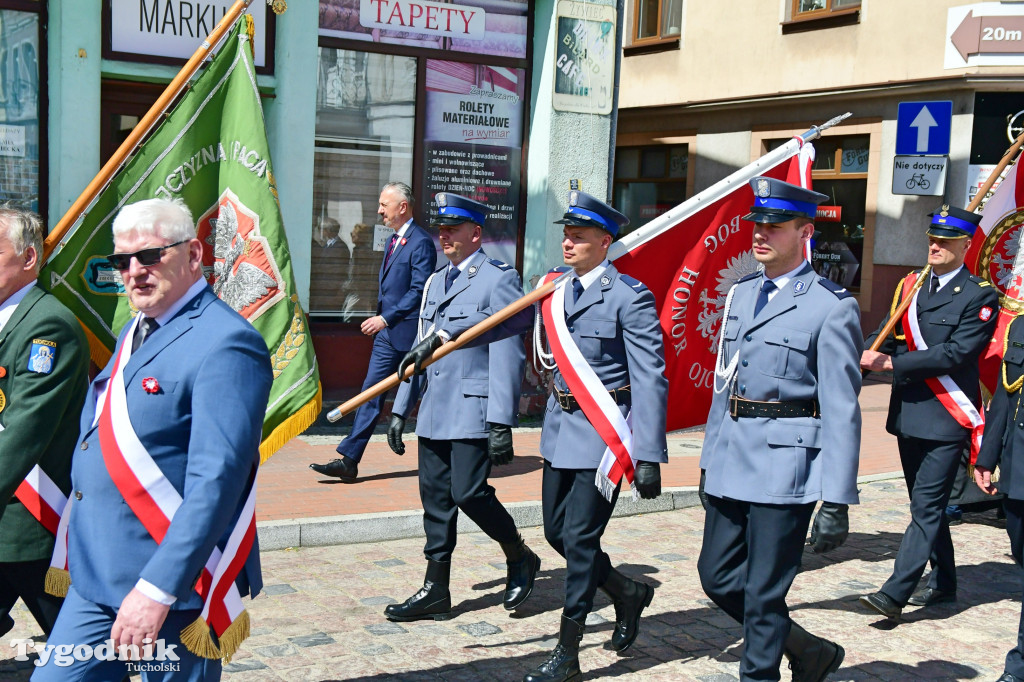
[613,148,809,431]
[966,160,1024,396]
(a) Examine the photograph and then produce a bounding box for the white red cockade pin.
[142,377,160,394]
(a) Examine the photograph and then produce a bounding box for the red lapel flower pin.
[142,377,160,394]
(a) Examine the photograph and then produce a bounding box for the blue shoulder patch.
[736,272,760,284]
[817,277,852,300]
[550,265,572,274]
[488,258,513,271]
[618,273,646,291]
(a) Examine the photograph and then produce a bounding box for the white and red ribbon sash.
[68,315,257,649]
[539,272,637,501]
[900,274,985,459]
[15,465,67,536]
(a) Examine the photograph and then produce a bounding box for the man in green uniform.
[0,208,89,636]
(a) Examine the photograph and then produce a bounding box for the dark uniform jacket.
[0,284,89,562]
[868,267,999,442]
[978,315,1024,501]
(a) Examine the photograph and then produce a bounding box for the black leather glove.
[487,423,514,466]
[698,469,709,511]
[397,332,443,380]
[634,461,661,499]
[387,415,406,455]
[808,502,849,553]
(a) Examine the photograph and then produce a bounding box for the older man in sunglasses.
[35,198,273,682]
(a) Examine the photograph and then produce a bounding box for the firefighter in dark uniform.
[860,205,999,619]
[699,177,862,682]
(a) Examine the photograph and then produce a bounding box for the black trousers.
[0,557,64,635]
[418,437,519,562]
[1003,498,1024,678]
[882,435,963,602]
[541,462,619,621]
[697,495,815,682]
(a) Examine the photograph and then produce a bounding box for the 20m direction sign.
[946,3,1024,69]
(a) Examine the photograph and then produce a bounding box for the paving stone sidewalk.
[3,477,1019,681]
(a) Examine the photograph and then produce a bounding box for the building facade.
[37,0,621,399]
[616,0,1024,333]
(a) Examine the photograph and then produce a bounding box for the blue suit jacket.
[700,264,863,505]
[69,286,272,610]
[538,265,669,469]
[393,250,525,439]
[378,221,436,351]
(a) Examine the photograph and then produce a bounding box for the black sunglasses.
[106,239,189,270]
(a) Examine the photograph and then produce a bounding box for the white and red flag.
[610,139,818,431]
[965,158,1024,399]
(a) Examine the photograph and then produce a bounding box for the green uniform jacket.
[0,284,89,562]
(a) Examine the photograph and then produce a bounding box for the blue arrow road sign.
[896,101,952,156]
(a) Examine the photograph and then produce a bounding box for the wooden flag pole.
[43,0,253,262]
[326,273,569,422]
[867,129,1024,352]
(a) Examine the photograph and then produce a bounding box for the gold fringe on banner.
[244,14,255,59]
[180,617,222,660]
[216,610,250,663]
[44,567,71,598]
[259,383,322,464]
[81,322,113,368]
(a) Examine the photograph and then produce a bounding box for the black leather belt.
[729,395,819,419]
[555,385,630,413]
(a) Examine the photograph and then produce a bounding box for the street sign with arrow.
[896,101,952,156]
[947,3,1024,69]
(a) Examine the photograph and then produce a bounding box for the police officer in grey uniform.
[860,206,999,620]
[976,314,1024,682]
[524,192,666,682]
[383,193,540,622]
[699,177,861,682]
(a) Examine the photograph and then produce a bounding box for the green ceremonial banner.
[43,18,321,461]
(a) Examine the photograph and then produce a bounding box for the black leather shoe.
[500,535,541,611]
[523,615,584,682]
[384,560,452,622]
[997,673,1024,682]
[309,455,358,482]
[599,568,654,652]
[907,587,956,607]
[859,591,902,620]
[785,623,844,682]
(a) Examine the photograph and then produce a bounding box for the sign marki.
[359,0,485,40]
[108,0,269,68]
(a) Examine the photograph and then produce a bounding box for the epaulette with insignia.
[736,272,760,284]
[817,277,852,300]
[550,265,571,274]
[488,258,513,271]
[618,273,646,291]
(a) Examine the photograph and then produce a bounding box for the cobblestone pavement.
[3,477,1020,681]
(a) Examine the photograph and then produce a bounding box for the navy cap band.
[929,212,976,236]
[438,205,485,225]
[566,205,618,235]
[753,196,817,218]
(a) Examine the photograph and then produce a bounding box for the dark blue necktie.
[572,278,584,303]
[445,266,459,293]
[132,317,159,353]
[754,279,776,316]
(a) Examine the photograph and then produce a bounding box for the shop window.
[612,144,688,234]
[0,6,42,214]
[770,135,868,290]
[631,0,682,44]
[311,48,417,318]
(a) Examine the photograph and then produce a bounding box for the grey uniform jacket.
[393,250,526,440]
[700,263,863,505]
[538,264,669,469]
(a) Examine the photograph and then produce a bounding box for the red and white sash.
[14,465,66,535]
[50,316,258,662]
[539,272,637,501]
[900,273,985,458]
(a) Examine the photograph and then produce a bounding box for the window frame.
[791,0,860,19]
[630,0,682,48]
[612,133,696,233]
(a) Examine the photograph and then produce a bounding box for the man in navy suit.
[383,193,539,622]
[34,198,272,681]
[310,182,436,482]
